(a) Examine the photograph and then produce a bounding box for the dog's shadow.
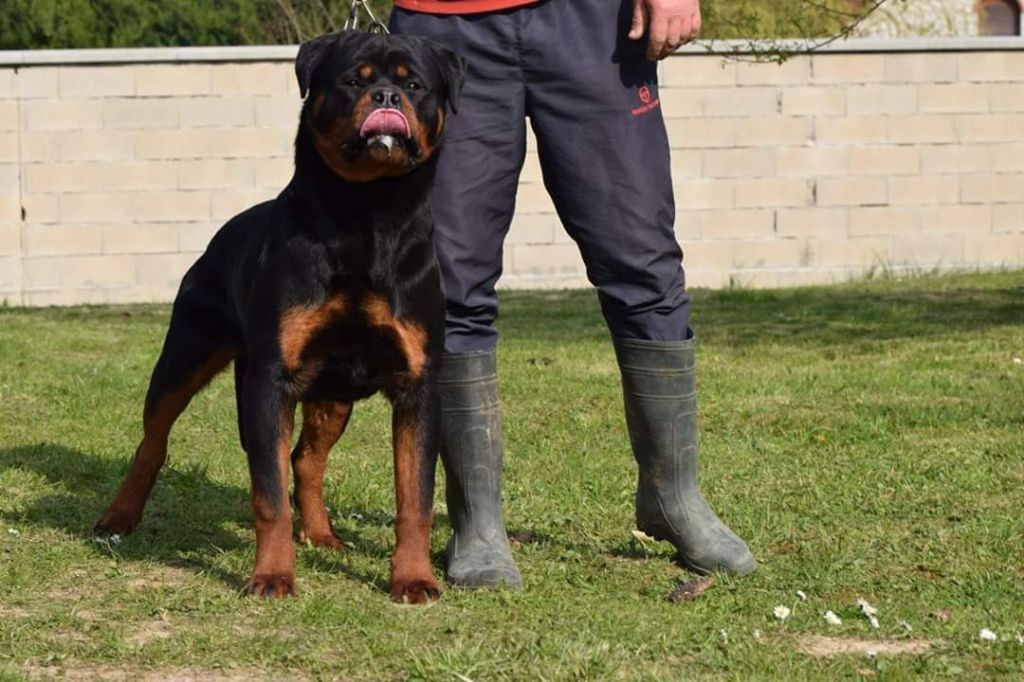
[0,442,418,595]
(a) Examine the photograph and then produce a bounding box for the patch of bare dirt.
[128,612,176,648]
[123,565,194,591]
[795,635,941,658]
[0,605,32,618]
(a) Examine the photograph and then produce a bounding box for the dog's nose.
[371,88,402,108]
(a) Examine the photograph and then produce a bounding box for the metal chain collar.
[343,0,390,34]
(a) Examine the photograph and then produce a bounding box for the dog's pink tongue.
[360,108,410,138]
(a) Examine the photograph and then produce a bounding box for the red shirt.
[393,0,538,14]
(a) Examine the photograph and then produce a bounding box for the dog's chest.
[278,291,425,401]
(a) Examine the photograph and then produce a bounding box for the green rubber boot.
[614,337,756,575]
[438,350,523,589]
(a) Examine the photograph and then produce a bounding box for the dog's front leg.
[388,382,441,604]
[242,365,298,598]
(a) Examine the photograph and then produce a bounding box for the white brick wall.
[0,39,1022,305]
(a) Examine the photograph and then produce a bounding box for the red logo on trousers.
[632,85,660,117]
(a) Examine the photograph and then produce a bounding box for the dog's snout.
[371,88,402,108]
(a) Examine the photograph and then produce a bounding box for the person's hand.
[628,0,702,61]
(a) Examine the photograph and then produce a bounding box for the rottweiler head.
[296,30,467,183]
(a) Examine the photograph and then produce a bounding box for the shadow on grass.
[0,442,425,595]
[698,282,1024,348]
[497,278,1024,347]
[0,442,251,589]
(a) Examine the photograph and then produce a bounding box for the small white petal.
[865,649,878,659]
[899,620,913,633]
[753,629,762,641]
[720,629,729,643]
[824,610,843,626]
[1015,633,1023,645]
[796,590,808,601]
[773,605,791,621]
[1013,357,1023,365]
[980,629,998,642]
[7,528,19,536]
[856,597,879,617]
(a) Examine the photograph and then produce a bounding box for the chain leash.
[343,0,390,34]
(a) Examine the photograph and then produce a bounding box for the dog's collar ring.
[344,0,390,34]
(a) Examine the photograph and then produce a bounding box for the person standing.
[389,0,756,589]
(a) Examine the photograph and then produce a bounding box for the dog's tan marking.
[362,294,427,380]
[359,64,373,80]
[293,401,352,549]
[434,107,446,137]
[312,92,415,182]
[399,94,435,164]
[279,294,349,370]
[388,418,439,603]
[395,64,409,79]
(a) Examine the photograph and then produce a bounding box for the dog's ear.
[296,32,342,99]
[433,46,468,114]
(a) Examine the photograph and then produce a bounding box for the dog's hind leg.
[94,291,235,537]
[292,400,353,549]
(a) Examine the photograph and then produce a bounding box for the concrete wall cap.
[0,37,1022,67]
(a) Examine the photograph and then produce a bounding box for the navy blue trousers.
[391,0,691,353]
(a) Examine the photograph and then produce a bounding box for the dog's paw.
[245,573,296,598]
[389,575,441,605]
[299,529,346,551]
[93,509,140,537]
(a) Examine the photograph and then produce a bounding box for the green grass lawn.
[1,270,1023,680]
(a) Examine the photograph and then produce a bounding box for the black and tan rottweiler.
[94,30,466,604]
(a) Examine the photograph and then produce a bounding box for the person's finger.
[647,13,669,61]
[628,0,647,40]
[660,13,683,59]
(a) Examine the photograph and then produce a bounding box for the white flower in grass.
[773,605,791,621]
[869,616,880,629]
[865,649,878,659]
[1015,633,1023,645]
[824,610,842,626]
[720,629,729,644]
[979,629,998,642]
[856,598,878,617]
[1013,357,1023,365]
[93,534,122,546]
[7,528,19,536]
[899,620,913,633]
[795,590,807,601]
[753,629,763,642]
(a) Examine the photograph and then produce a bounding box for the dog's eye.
[344,79,361,88]
[406,81,422,91]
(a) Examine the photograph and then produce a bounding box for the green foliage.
[0,0,875,49]
[0,0,266,49]
[701,0,865,39]
[0,0,391,50]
